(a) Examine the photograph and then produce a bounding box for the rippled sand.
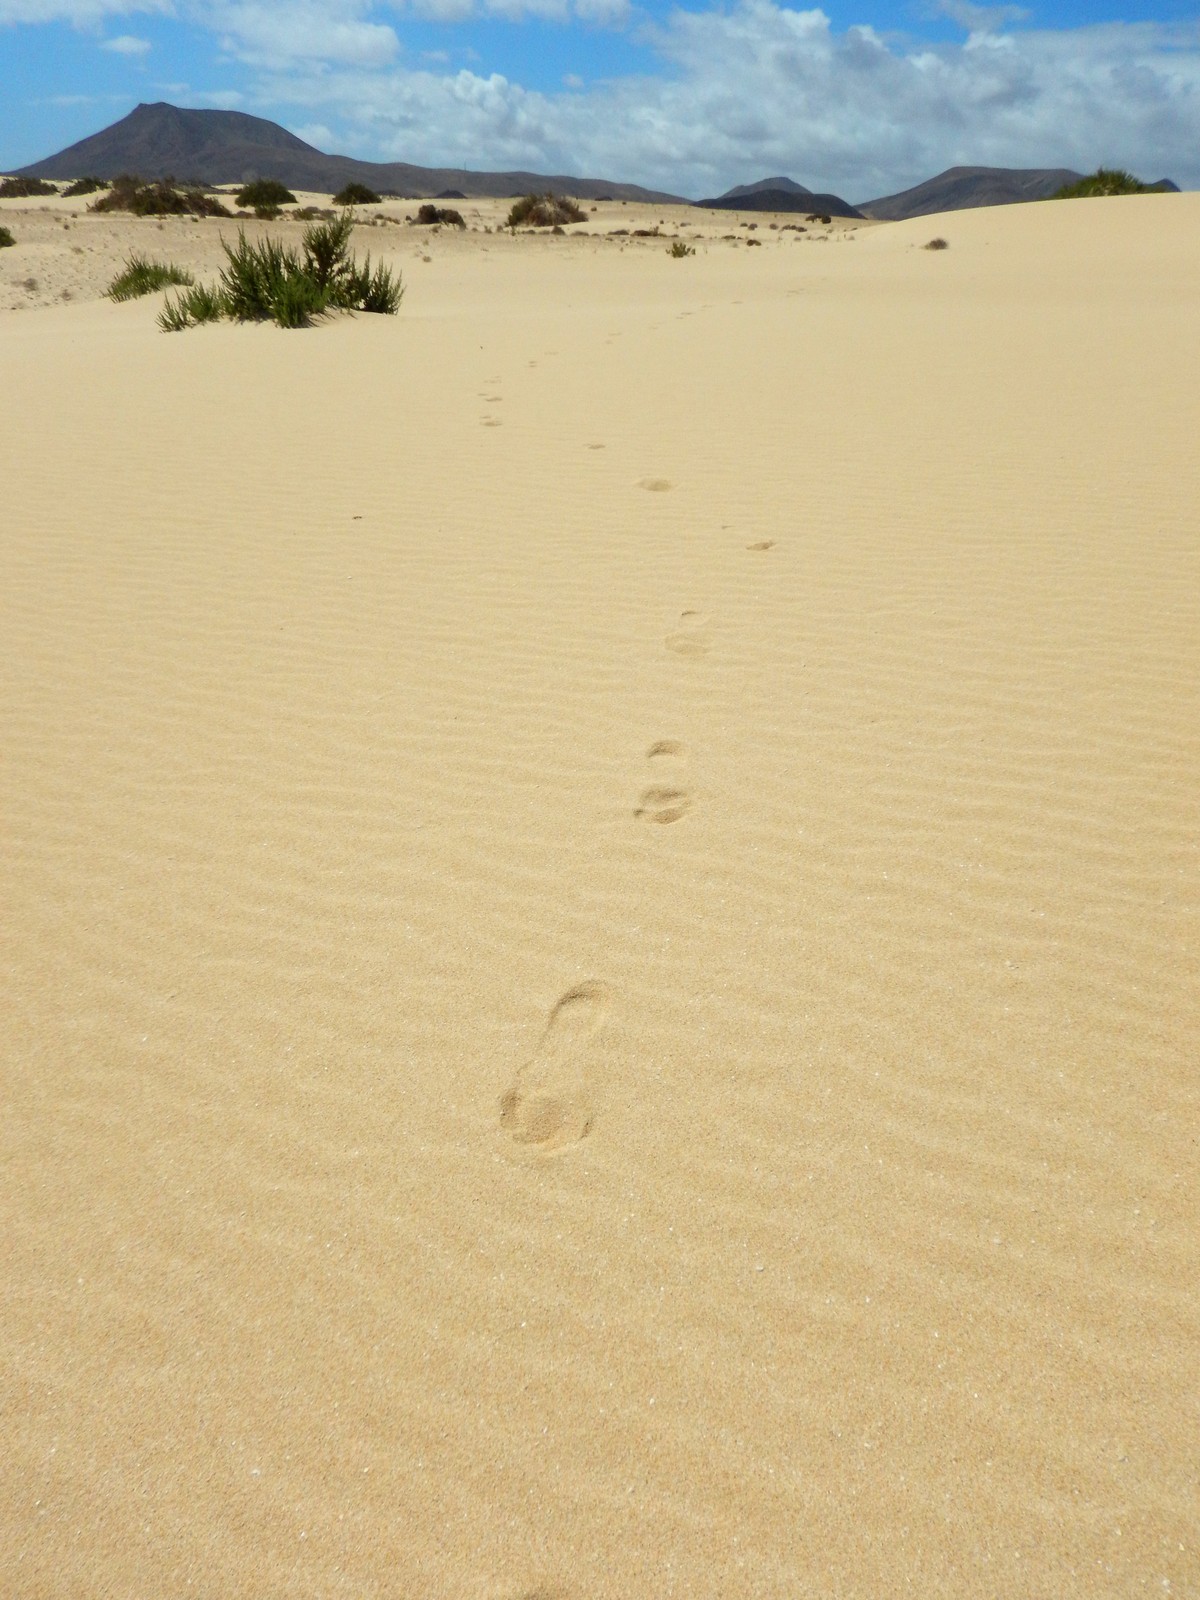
[2,191,1197,1598]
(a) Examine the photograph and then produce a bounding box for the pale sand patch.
[1,192,1197,1599]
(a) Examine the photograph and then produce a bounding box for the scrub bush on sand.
[0,225,15,248]
[0,177,57,198]
[234,179,296,209]
[507,193,587,228]
[91,175,232,218]
[1051,169,1166,198]
[107,254,195,300]
[159,211,404,331]
[332,183,382,206]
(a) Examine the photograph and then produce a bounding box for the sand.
[1,188,1197,1598]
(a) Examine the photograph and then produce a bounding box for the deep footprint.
[666,609,713,658]
[499,981,611,1150]
[747,539,775,551]
[635,740,692,824]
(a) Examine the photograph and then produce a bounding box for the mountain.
[13,101,684,204]
[858,166,1088,220]
[719,176,812,200]
[697,186,864,219]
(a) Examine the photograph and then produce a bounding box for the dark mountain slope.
[698,187,864,218]
[14,101,684,203]
[859,166,1086,219]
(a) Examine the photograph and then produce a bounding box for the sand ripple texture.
[2,193,1198,1599]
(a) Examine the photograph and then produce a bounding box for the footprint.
[638,478,674,492]
[586,442,606,450]
[482,418,503,427]
[499,982,611,1150]
[665,609,713,658]
[635,740,691,824]
[747,540,775,551]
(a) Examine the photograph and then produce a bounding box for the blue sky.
[2,0,1198,197]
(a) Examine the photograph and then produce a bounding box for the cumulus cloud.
[4,0,1198,194]
[204,0,399,66]
[247,3,1199,196]
[0,0,165,23]
[102,30,151,48]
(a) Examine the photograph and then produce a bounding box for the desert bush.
[294,205,333,220]
[413,203,466,227]
[0,225,14,248]
[507,193,587,228]
[62,176,108,197]
[107,254,195,300]
[332,182,382,206]
[91,175,232,217]
[235,178,296,208]
[1052,168,1155,199]
[158,211,403,330]
[0,176,57,198]
[924,237,949,250]
[254,205,281,220]
[159,281,227,331]
[668,240,695,257]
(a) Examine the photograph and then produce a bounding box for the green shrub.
[235,178,296,208]
[107,254,195,301]
[158,211,403,331]
[0,176,57,198]
[332,182,382,206]
[668,240,694,257]
[91,176,231,217]
[924,237,949,250]
[507,193,587,228]
[0,225,14,248]
[159,282,227,331]
[62,177,108,198]
[301,210,355,290]
[414,203,465,226]
[1052,168,1157,199]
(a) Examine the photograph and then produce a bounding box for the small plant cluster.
[668,240,695,257]
[332,182,382,206]
[507,193,587,228]
[62,176,108,198]
[0,225,15,248]
[234,178,297,210]
[107,254,195,301]
[159,211,403,331]
[91,175,232,217]
[924,237,949,250]
[1051,168,1162,199]
[413,203,466,227]
[0,176,58,198]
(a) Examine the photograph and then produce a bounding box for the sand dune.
[2,191,1198,1598]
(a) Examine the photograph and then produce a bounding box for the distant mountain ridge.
[13,101,684,204]
[855,165,1179,219]
[699,176,863,218]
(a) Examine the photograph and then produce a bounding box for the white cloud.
[0,0,166,22]
[197,0,398,66]
[247,4,1199,196]
[4,0,1198,195]
[102,30,151,48]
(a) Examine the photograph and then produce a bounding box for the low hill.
[697,187,864,219]
[13,101,684,204]
[859,166,1089,220]
[719,177,812,200]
